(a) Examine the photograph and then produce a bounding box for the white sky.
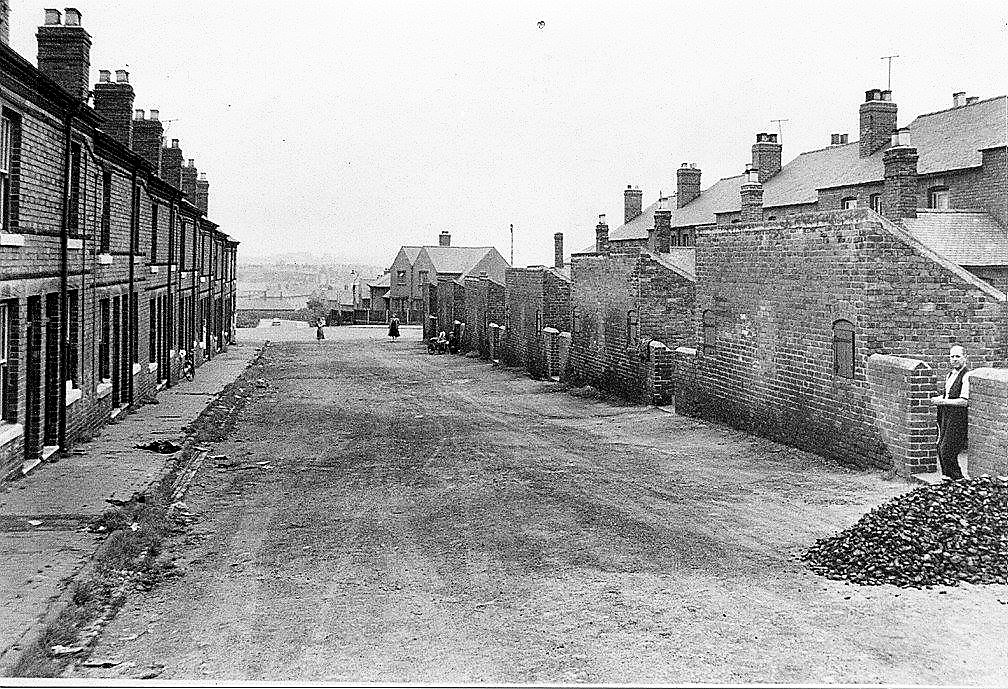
[8,1,1008,270]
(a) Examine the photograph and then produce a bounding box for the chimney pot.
[44,8,61,25]
[199,172,207,181]
[840,133,848,144]
[171,138,179,148]
[187,158,194,167]
[134,108,145,119]
[98,69,110,83]
[149,109,159,120]
[599,213,605,223]
[966,96,979,105]
[953,91,966,107]
[115,69,128,83]
[63,7,80,25]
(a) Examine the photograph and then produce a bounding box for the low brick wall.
[672,346,704,416]
[968,368,1008,476]
[865,354,938,476]
[646,341,674,406]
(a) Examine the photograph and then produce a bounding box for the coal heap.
[804,476,1008,588]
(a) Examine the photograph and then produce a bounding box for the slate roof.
[656,248,696,281]
[605,95,1008,242]
[402,246,423,262]
[422,246,498,276]
[902,210,1008,266]
[368,272,390,288]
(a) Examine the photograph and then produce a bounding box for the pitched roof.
[605,95,1008,241]
[368,272,390,288]
[401,246,423,262]
[655,248,696,281]
[902,210,1008,266]
[422,246,497,276]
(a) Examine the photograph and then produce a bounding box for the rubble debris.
[82,657,122,668]
[135,440,183,454]
[804,476,1008,588]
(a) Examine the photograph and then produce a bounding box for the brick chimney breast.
[181,159,198,198]
[37,7,92,100]
[740,165,763,224]
[859,88,897,158]
[160,139,184,186]
[553,232,564,268]
[439,230,451,247]
[752,132,782,183]
[195,173,209,214]
[624,185,643,224]
[93,67,134,148]
[132,109,163,171]
[882,128,918,221]
[653,197,672,253]
[676,163,701,208]
[595,214,609,254]
[0,0,11,46]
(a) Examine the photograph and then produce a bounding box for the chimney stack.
[740,165,763,224]
[195,172,209,214]
[882,128,919,221]
[751,133,782,183]
[553,232,564,268]
[953,91,966,107]
[93,68,134,148]
[439,230,451,247]
[676,163,701,208]
[859,88,897,158]
[36,7,92,101]
[181,158,198,198]
[624,185,643,224]
[595,214,609,254]
[653,196,672,253]
[0,0,11,46]
[132,107,163,171]
[160,138,183,186]
[966,96,979,106]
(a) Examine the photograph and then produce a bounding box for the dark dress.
[388,318,400,339]
[937,368,968,479]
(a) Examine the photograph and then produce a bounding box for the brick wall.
[683,209,1008,470]
[865,354,938,475]
[967,368,1008,476]
[567,250,695,401]
[503,267,546,374]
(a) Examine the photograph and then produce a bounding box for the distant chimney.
[93,68,134,148]
[439,230,451,247]
[882,128,918,221]
[830,133,850,146]
[677,163,701,208]
[740,165,763,223]
[752,133,781,183]
[37,7,92,101]
[553,232,564,268]
[132,107,163,171]
[966,96,979,106]
[653,196,672,253]
[624,185,643,224]
[859,88,897,157]
[0,0,11,46]
[181,159,198,198]
[953,91,966,107]
[160,138,183,186]
[195,172,209,214]
[595,214,609,254]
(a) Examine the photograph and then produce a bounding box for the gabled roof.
[399,246,423,263]
[368,272,390,288]
[422,245,497,276]
[902,210,1008,266]
[604,94,1008,242]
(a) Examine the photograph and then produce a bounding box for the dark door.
[111,296,120,408]
[43,293,59,446]
[24,296,41,463]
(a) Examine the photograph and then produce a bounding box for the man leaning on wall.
[931,345,970,481]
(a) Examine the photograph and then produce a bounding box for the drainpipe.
[191,216,198,372]
[57,101,81,453]
[166,198,175,388]
[127,168,137,405]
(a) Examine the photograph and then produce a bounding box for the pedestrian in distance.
[931,344,970,481]
[388,315,400,341]
[315,316,325,344]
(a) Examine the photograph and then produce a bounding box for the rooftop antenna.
[881,54,899,89]
[770,118,789,137]
[509,223,514,266]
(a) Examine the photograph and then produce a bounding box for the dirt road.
[73,326,1008,684]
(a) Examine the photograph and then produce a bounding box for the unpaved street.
[75,326,1008,684]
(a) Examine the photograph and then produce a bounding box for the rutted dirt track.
[74,327,1008,684]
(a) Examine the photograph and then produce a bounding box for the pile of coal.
[804,476,1008,587]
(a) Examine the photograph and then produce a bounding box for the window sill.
[0,422,24,448]
[97,253,113,265]
[133,255,144,264]
[200,276,208,283]
[65,384,82,406]
[67,238,83,250]
[96,381,112,399]
[148,362,158,373]
[149,265,159,274]
[132,362,143,375]
[0,232,25,247]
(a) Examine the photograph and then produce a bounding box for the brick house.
[0,8,237,478]
[673,88,1008,475]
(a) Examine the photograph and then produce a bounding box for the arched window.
[833,319,855,378]
[702,310,716,356]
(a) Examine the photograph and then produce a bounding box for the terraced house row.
[0,7,238,478]
[417,85,1008,481]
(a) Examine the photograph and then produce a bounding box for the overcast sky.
[8,1,1008,270]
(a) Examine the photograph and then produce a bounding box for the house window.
[702,310,716,356]
[870,194,882,214]
[419,270,428,284]
[0,114,15,232]
[99,298,110,381]
[627,310,639,346]
[929,187,950,210]
[179,222,187,271]
[841,197,858,210]
[68,142,81,234]
[398,270,407,285]
[833,319,855,379]
[0,301,12,421]
[100,171,112,253]
[150,204,158,261]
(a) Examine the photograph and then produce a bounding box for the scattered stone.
[804,476,1008,588]
[82,657,122,668]
[135,440,183,454]
[50,645,86,656]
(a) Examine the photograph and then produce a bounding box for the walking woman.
[316,316,326,344]
[388,315,400,341]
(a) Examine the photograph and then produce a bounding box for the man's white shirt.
[945,369,970,399]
